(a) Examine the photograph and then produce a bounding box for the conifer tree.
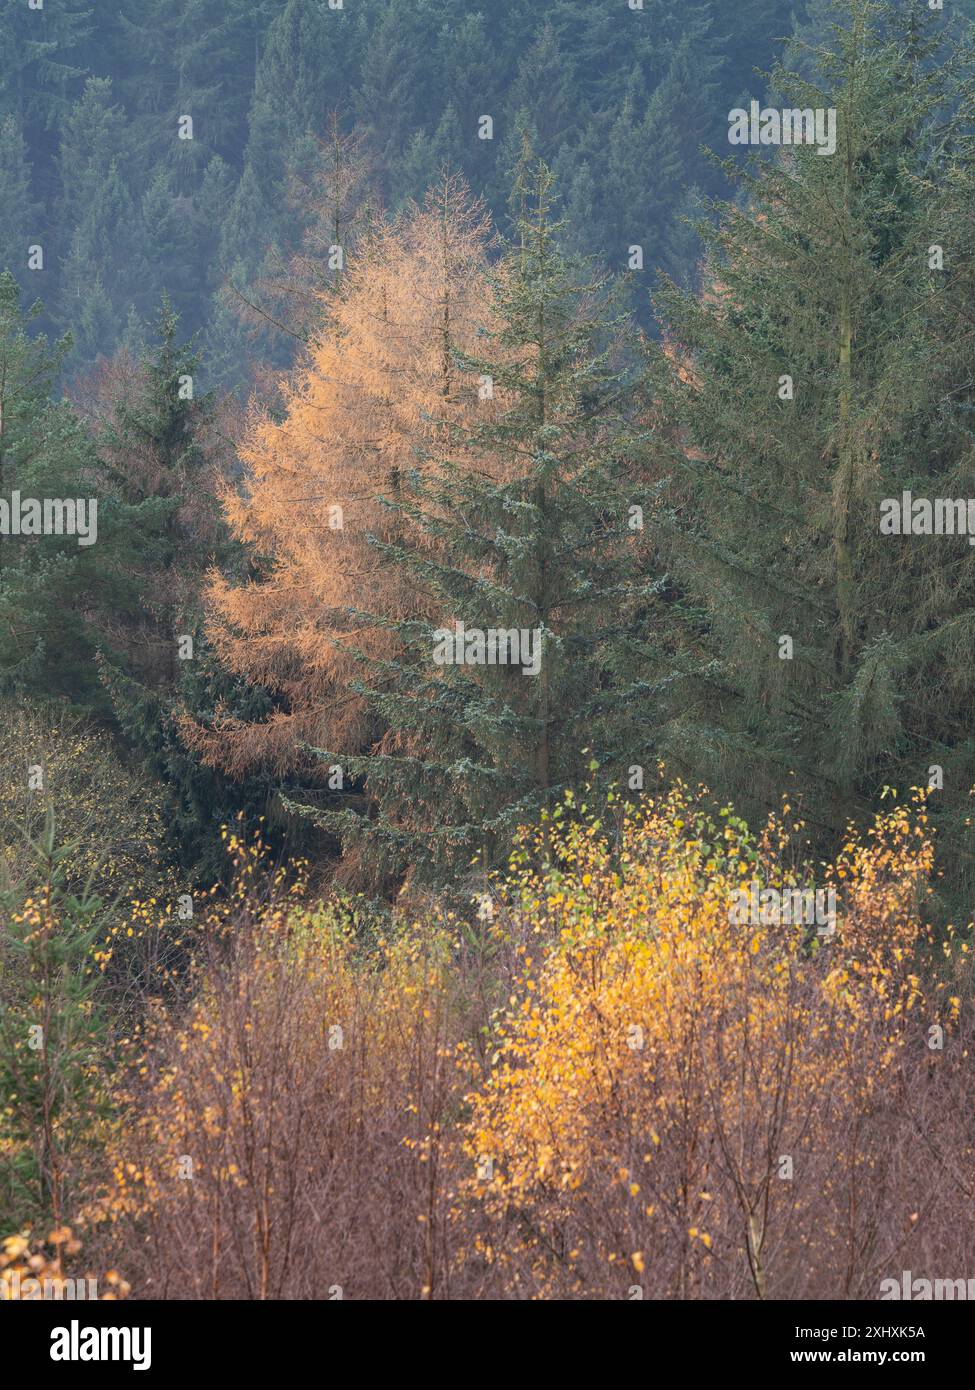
[140,170,202,331]
[0,0,815,385]
[0,273,100,702]
[0,0,91,172]
[251,115,376,349]
[55,78,129,234]
[647,0,975,901]
[194,174,498,780]
[0,116,36,288]
[191,0,284,154]
[718,0,805,106]
[80,302,228,690]
[502,23,578,166]
[393,107,464,212]
[216,112,373,387]
[286,155,676,887]
[436,10,498,194]
[54,79,143,366]
[354,1,439,197]
[77,303,265,868]
[220,0,348,276]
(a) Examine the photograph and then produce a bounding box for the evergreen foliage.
[647,0,975,907]
[286,156,683,885]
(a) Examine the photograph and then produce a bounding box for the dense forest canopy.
[1,0,974,891]
[1,0,833,385]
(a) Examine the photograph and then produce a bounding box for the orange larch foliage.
[184,174,503,776]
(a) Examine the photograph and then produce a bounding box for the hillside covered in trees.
[2,0,975,1319]
[3,0,877,383]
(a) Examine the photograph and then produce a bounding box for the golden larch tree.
[185,173,502,775]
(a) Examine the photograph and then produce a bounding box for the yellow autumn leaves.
[458,784,966,1296]
[70,783,972,1298]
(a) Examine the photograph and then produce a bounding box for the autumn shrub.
[0,700,183,999]
[0,702,171,894]
[91,863,473,1299]
[0,705,236,1240]
[84,787,974,1300]
[0,703,188,1233]
[0,837,114,1233]
[458,785,974,1299]
[0,1227,128,1301]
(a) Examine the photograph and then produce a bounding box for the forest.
[2,0,975,1311]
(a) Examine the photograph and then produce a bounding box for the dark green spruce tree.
[0,115,36,284]
[0,273,101,703]
[287,155,688,887]
[87,302,277,875]
[647,0,975,908]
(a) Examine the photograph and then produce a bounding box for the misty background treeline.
[1,0,870,385]
[2,0,975,922]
